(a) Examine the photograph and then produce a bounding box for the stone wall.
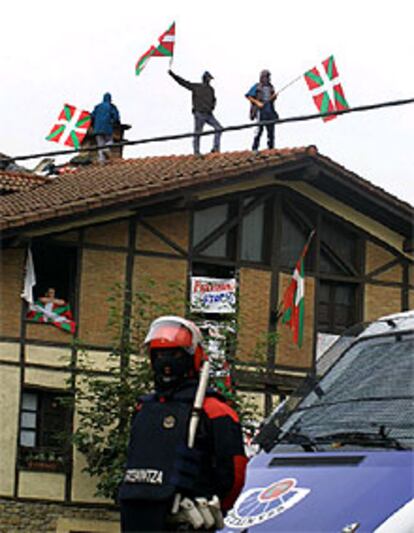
[0,498,119,533]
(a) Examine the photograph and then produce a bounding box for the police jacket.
[119,381,247,512]
[169,71,217,115]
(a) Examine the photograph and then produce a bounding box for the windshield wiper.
[277,430,318,452]
[313,428,407,450]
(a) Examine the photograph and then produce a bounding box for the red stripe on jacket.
[203,396,240,423]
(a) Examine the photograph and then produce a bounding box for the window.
[192,202,237,259]
[31,241,77,308]
[280,207,314,270]
[192,262,235,279]
[318,281,358,334]
[19,389,72,471]
[320,220,360,275]
[193,204,228,257]
[241,198,265,262]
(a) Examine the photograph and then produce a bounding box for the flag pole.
[277,74,303,94]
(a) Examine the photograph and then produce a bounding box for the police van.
[223,311,414,532]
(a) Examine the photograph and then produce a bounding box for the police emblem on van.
[224,478,310,529]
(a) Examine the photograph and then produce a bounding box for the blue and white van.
[224,311,414,532]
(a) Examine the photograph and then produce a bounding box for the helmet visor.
[144,318,197,352]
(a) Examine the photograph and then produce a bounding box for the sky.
[1,0,414,206]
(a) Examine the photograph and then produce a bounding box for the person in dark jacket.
[245,69,279,151]
[169,70,223,155]
[119,316,247,532]
[91,92,120,162]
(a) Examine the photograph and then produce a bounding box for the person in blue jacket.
[245,70,279,151]
[91,93,120,163]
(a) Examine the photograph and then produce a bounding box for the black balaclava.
[151,348,193,391]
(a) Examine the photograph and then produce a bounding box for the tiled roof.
[0,170,47,194]
[0,146,412,233]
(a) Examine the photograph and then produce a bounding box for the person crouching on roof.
[118,316,247,531]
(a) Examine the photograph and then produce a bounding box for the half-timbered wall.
[0,183,412,515]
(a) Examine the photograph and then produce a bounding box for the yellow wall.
[0,341,20,363]
[136,211,189,254]
[25,345,71,367]
[71,447,111,504]
[0,365,20,496]
[364,285,402,321]
[24,367,70,389]
[84,220,129,248]
[238,268,271,362]
[0,248,24,338]
[26,322,73,344]
[366,242,402,282]
[18,471,65,500]
[78,250,126,345]
[132,255,187,328]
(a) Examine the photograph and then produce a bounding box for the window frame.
[30,240,78,313]
[18,388,72,472]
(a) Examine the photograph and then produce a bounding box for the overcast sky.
[2,0,413,206]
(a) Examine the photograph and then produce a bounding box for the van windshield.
[272,332,414,452]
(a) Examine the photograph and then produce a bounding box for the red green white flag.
[26,301,76,334]
[135,22,175,76]
[46,104,91,148]
[281,231,315,347]
[304,55,349,122]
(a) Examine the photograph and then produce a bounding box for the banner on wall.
[197,319,235,390]
[190,277,236,314]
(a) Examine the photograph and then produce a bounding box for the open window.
[19,389,72,472]
[31,241,77,308]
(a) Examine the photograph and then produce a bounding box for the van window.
[272,333,414,452]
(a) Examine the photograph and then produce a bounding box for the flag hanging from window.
[135,22,175,76]
[46,104,91,148]
[281,230,315,347]
[26,301,76,334]
[304,55,349,122]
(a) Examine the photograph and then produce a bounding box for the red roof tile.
[0,146,412,233]
[0,170,47,193]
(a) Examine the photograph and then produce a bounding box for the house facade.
[0,146,413,531]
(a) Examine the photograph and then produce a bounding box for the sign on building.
[190,277,236,314]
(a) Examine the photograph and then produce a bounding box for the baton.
[172,360,210,513]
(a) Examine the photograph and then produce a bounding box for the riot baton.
[171,360,210,514]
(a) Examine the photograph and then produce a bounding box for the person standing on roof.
[168,70,223,155]
[245,69,279,151]
[91,93,120,163]
[118,316,247,531]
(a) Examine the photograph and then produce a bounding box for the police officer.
[119,316,247,531]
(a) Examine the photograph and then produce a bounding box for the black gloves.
[170,443,202,493]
